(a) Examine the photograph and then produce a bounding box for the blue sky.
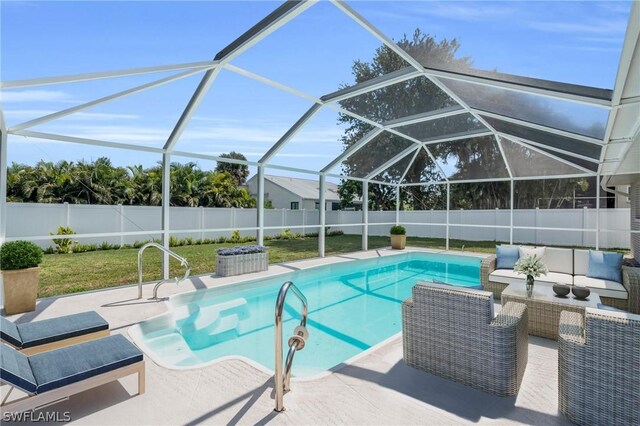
[0,0,633,179]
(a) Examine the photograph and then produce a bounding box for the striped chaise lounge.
[1,311,109,355]
[402,282,529,396]
[1,334,145,413]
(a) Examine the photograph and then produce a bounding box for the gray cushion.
[17,311,109,349]
[29,334,143,393]
[0,343,37,393]
[1,316,23,348]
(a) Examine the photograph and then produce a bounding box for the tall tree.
[215,152,250,186]
[336,30,590,210]
[337,30,472,209]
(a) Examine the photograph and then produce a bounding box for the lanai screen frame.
[0,0,637,283]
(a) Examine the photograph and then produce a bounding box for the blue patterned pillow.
[496,245,519,269]
[587,250,623,283]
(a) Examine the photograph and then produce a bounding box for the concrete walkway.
[2,249,570,425]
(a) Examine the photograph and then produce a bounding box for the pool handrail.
[137,242,191,299]
[274,280,308,412]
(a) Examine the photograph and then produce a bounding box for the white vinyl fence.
[5,202,631,249]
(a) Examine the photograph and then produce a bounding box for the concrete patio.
[2,249,570,425]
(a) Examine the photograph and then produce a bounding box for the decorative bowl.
[572,286,591,300]
[553,284,571,297]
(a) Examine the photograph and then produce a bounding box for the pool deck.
[2,248,570,425]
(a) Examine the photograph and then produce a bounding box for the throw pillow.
[496,245,519,269]
[519,246,546,265]
[587,250,623,283]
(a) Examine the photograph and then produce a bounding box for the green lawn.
[37,235,628,298]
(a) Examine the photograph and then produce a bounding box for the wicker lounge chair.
[402,282,528,396]
[0,334,145,414]
[1,311,109,355]
[558,308,640,426]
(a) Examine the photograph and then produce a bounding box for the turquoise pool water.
[130,252,481,376]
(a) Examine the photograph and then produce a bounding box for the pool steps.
[175,298,250,349]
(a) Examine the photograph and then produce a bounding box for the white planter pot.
[216,252,268,277]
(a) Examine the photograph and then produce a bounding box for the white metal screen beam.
[9,129,166,154]
[0,111,7,256]
[0,61,216,90]
[383,105,465,128]
[422,129,494,145]
[504,136,598,175]
[212,1,317,63]
[423,67,612,108]
[162,67,223,152]
[9,68,207,132]
[422,145,450,181]
[472,109,604,146]
[320,128,383,173]
[320,67,421,103]
[496,131,600,165]
[164,0,317,153]
[599,1,640,175]
[397,147,422,183]
[260,104,322,164]
[364,146,418,180]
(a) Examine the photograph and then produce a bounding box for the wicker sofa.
[558,308,640,426]
[402,283,528,396]
[481,246,640,314]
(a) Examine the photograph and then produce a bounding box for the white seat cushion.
[490,270,573,288]
[489,269,521,285]
[545,247,573,275]
[574,275,628,300]
[538,272,574,286]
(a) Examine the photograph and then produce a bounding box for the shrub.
[230,229,241,243]
[390,225,406,235]
[0,241,44,270]
[50,226,77,253]
[74,243,98,253]
[327,230,344,237]
[216,245,266,256]
[99,241,119,251]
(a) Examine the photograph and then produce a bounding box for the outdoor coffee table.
[501,283,601,340]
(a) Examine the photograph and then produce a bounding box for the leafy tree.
[6,156,257,208]
[215,152,250,186]
[337,30,592,210]
[338,30,472,210]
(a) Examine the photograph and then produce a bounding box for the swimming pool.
[129,251,481,377]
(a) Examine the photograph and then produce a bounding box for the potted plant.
[513,254,548,297]
[390,225,406,250]
[216,245,268,277]
[0,241,44,315]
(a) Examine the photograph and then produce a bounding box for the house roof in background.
[249,174,363,203]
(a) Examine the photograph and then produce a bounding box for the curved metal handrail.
[137,242,191,299]
[274,281,308,412]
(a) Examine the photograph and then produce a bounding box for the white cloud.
[5,109,139,122]
[0,90,76,103]
[365,2,516,23]
[528,19,626,35]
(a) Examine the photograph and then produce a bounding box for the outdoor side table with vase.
[501,284,600,340]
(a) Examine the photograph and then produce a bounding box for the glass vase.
[526,275,534,297]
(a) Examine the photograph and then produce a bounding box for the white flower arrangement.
[513,254,548,278]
